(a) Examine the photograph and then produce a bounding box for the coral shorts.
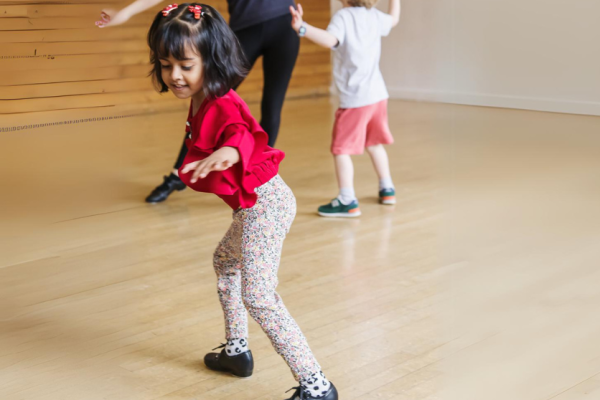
[331,99,393,155]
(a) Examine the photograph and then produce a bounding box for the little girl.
[147,4,338,399]
[290,0,401,218]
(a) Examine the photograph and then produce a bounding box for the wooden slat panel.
[0,4,151,18]
[0,85,331,131]
[0,40,147,56]
[0,4,27,17]
[1,72,332,113]
[2,63,329,99]
[3,59,329,87]
[0,27,328,50]
[0,98,185,130]
[0,90,164,113]
[0,52,148,71]
[0,16,149,30]
[0,27,147,43]
[0,0,122,4]
[0,51,328,73]
[0,65,331,100]
[0,14,331,31]
[0,77,152,99]
[1,64,149,85]
[1,0,331,125]
[0,39,326,57]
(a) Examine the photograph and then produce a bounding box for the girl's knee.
[241,292,258,310]
[214,244,235,267]
[213,249,225,269]
[217,280,229,293]
[242,289,277,312]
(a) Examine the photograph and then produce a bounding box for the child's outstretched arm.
[96,0,164,28]
[181,147,240,183]
[289,4,339,49]
[389,0,401,27]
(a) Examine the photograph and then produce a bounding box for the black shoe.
[285,383,338,400]
[145,173,186,203]
[204,344,254,378]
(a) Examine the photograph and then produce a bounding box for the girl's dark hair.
[147,3,248,98]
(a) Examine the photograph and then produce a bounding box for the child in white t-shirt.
[290,0,401,217]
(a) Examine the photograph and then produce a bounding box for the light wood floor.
[1,97,599,399]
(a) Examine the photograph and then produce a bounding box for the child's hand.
[289,4,304,32]
[181,147,239,183]
[95,8,131,28]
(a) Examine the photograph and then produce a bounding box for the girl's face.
[160,44,204,100]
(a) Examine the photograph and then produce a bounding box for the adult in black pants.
[97,0,299,202]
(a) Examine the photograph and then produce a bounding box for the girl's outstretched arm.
[388,0,401,27]
[290,4,339,49]
[181,147,240,183]
[96,0,164,28]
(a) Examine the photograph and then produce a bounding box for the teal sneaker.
[318,198,361,218]
[379,188,396,205]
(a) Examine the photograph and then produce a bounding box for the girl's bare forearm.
[389,0,401,27]
[303,24,339,49]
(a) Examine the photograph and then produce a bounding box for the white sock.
[337,187,356,205]
[225,338,249,356]
[379,177,394,191]
[300,371,331,398]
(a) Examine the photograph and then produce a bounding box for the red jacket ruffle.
[178,90,285,210]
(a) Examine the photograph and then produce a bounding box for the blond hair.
[346,0,379,8]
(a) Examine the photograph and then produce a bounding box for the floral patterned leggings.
[213,175,321,382]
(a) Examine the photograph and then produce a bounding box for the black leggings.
[173,13,300,169]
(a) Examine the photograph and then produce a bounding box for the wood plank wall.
[0,0,331,131]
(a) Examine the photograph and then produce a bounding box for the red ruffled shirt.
[178,90,285,210]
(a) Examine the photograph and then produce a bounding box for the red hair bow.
[162,3,178,16]
[188,5,202,19]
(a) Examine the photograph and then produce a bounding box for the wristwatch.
[298,22,307,37]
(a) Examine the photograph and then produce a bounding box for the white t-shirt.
[327,7,394,109]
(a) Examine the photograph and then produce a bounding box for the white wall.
[332,0,600,116]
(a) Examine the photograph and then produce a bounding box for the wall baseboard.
[388,87,600,117]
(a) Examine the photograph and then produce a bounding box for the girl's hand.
[95,8,131,28]
[181,147,239,183]
[289,4,304,32]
